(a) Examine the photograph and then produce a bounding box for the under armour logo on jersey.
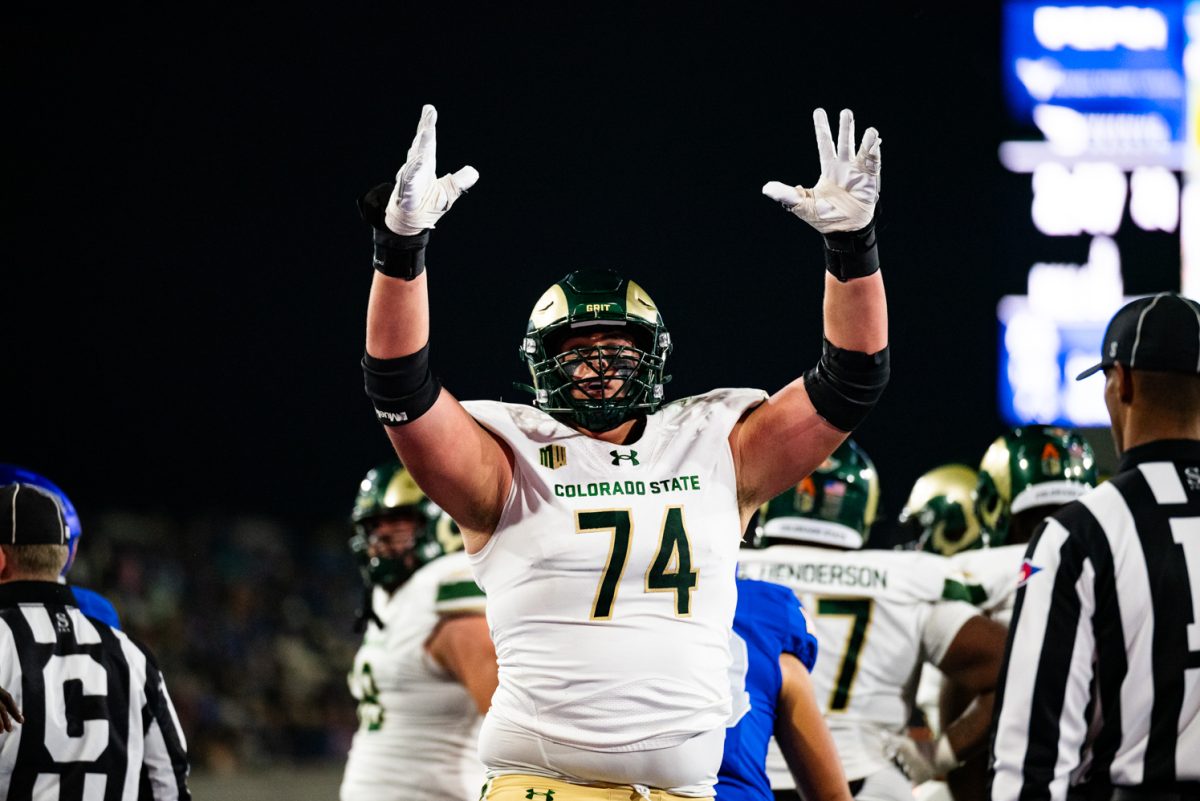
[610,450,639,466]
[525,790,555,801]
[1017,559,1043,587]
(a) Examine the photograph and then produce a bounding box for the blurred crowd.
[69,511,364,772]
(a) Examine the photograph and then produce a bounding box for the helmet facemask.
[350,510,442,591]
[520,270,671,433]
[349,462,453,592]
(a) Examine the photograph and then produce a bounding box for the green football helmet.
[348,461,459,589]
[758,439,880,550]
[974,426,1098,547]
[520,269,672,432]
[899,464,983,556]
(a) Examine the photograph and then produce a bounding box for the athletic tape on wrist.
[822,218,879,282]
[802,338,889,432]
[357,181,430,280]
[362,345,441,426]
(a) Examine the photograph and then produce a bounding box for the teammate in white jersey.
[897,463,984,801]
[340,462,496,801]
[905,428,1097,801]
[355,104,889,798]
[738,440,1007,801]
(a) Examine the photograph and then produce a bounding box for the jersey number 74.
[576,507,698,619]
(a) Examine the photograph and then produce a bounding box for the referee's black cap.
[1076,292,1200,380]
[0,482,69,545]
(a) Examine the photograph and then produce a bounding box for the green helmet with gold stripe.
[757,439,880,550]
[974,426,1097,547]
[899,464,983,556]
[520,269,672,432]
[348,461,458,589]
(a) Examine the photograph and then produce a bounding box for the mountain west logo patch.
[539,445,567,470]
[610,450,640,466]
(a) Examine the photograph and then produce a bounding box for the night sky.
[8,6,1168,528]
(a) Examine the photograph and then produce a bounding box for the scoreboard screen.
[996,1,1194,426]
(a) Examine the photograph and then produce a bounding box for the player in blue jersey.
[719,577,852,801]
[0,465,120,628]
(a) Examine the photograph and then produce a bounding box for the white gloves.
[763,108,881,233]
[385,105,480,236]
[882,732,961,784]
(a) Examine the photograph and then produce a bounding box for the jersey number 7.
[816,597,874,711]
[576,507,698,619]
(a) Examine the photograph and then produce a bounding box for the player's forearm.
[943,691,994,761]
[822,271,887,354]
[777,656,854,801]
[366,271,431,358]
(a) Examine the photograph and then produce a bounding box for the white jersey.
[340,551,487,801]
[950,544,1026,626]
[915,545,1024,733]
[738,546,978,785]
[463,389,764,786]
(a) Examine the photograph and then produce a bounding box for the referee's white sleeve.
[992,518,1097,801]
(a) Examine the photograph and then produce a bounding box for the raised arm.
[733,109,889,516]
[361,106,513,541]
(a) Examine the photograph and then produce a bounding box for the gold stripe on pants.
[483,774,712,801]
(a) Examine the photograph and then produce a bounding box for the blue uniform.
[718,578,818,801]
[71,585,121,629]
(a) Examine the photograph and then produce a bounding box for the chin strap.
[353,586,386,633]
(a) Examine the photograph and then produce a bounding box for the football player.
[339,462,496,801]
[899,464,986,801]
[737,440,1007,801]
[718,576,853,801]
[899,464,984,559]
[924,427,1097,801]
[0,464,120,628]
[356,104,888,798]
[902,462,984,801]
[955,426,1099,620]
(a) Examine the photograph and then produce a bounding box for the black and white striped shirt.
[0,581,190,801]
[991,439,1200,801]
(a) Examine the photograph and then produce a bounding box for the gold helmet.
[899,464,983,556]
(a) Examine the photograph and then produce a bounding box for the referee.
[991,293,1200,801]
[0,482,191,800]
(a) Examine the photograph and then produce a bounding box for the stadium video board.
[997,1,1194,426]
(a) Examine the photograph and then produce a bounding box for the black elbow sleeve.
[362,344,442,426]
[803,338,890,432]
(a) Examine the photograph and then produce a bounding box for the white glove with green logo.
[385,104,480,236]
[763,108,881,234]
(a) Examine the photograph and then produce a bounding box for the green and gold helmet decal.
[519,269,672,432]
[974,426,1097,547]
[348,461,460,589]
[899,464,983,556]
[758,439,880,550]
